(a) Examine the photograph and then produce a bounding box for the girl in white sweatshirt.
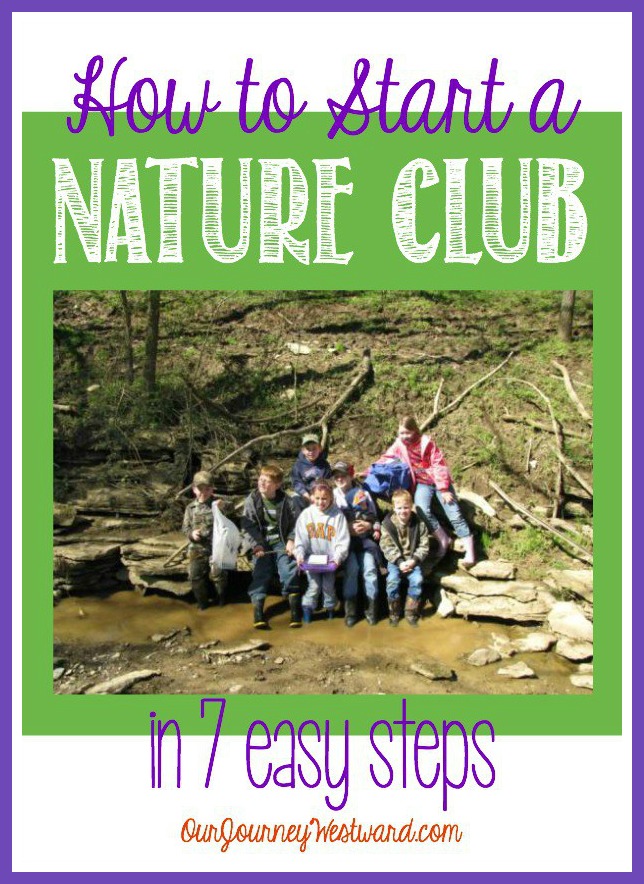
[294,480,350,621]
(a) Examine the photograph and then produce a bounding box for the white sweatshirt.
[294,503,350,565]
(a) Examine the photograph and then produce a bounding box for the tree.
[119,290,135,383]
[143,290,161,394]
[558,290,576,343]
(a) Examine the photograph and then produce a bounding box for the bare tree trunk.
[558,290,576,343]
[119,290,135,383]
[144,291,161,394]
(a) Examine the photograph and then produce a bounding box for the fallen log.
[489,480,593,565]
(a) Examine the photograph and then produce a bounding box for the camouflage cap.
[192,470,214,487]
[302,433,320,446]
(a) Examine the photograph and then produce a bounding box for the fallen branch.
[501,415,589,441]
[550,447,594,497]
[207,349,373,473]
[85,670,161,695]
[489,480,593,565]
[505,378,565,518]
[552,361,592,424]
[419,352,514,431]
[163,540,189,567]
[205,640,270,656]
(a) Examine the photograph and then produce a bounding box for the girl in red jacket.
[379,415,476,568]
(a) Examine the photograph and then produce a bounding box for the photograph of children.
[53,289,594,696]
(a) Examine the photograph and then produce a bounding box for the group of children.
[182,416,477,629]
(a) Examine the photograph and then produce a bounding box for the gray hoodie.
[294,503,351,565]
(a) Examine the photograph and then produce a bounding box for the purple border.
[9,0,634,877]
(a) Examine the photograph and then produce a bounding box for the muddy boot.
[192,579,210,611]
[288,593,303,628]
[458,534,477,571]
[212,572,228,607]
[365,597,378,626]
[344,598,358,628]
[388,596,401,627]
[432,526,452,563]
[404,595,421,627]
[253,598,268,629]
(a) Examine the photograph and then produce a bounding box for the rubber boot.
[302,606,313,625]
[344,598,358,628]
[432,526,451,562]
[458,534,477,571]
[288,593,303,628]
[365,597,378,626]
[192,579,210,611]
[212,572,228,607]
[388,596,401,627]
[253,598,268,629]
[404,595,421,627]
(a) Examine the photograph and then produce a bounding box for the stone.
[570,674,593,690]
[453,594,553,623]
[285,342,311,355]
[151,630,180,643]
[555,638,593,662]
[436,590,455,618]
[577,663,594,673]
[466,561,517,580]
[54,503,77,529]
[228,684,243,694]
[497,661,536,679]
[508,514,527,529]
[410,660,455,681]
[512,632,556,653]
[440,575,539,602]
[274,657,285,665]
[547,569,593,603]
[467,648,502,667]
[53,667,65,681]
[489,633,517,658]
[547,602,593,643]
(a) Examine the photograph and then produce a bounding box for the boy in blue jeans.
[379,489,430,627]
[241,464,302,629]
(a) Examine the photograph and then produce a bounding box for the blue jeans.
[414,483,471,537]
[344,550,379,601]
[247,543,299,602]
[386,562,424,600]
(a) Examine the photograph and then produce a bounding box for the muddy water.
[54,590,583,695]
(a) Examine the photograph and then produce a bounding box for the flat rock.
[555,638,593,662]
[570,674,593,690]
[54,503,77,528]
[466,561,517,580]
[285,342,311,355]
[53,667,65,681]
[410,660,455,681]
[497,661,536,679]
[577,663,594,673]
[548,569,593,603]
[547,602,593,643]
[467,648,502,667]
[453,594,553,623]
[436,590,455,618]
[512,632,556,653]
[440,575,538,602]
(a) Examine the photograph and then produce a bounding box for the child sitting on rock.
[240,463,303,629]
[331,461,383,627]
[182,470,227,610]
[380,489,430,627]
[291,433,332,507]
[294,479,350,623]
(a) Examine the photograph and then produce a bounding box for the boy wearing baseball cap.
[182,470,227,610]
[291,433,332,506]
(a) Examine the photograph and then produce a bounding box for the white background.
[12,10,632,873]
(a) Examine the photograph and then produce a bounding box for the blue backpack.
[363,459,412,499]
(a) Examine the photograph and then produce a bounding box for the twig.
[205,350,373,474]
[552,361,593,424]
[419,352,514,431]
[501,415,589,441]
[525,438,533,474]
[505,378,565,518]
[431,378,444,421]
[163,541,189,567]
[550,447,594,497]
[489,480,593,564]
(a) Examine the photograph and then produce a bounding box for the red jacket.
[379,435,452,492]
